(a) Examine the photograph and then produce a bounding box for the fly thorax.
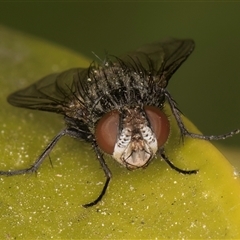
[113,106,158,170]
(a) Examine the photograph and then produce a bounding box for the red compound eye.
[95,110,119,154]
[144,106,170,147]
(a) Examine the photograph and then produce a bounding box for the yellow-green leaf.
[0,25,240,239]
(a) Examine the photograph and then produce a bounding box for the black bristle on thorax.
[72,57,165,129]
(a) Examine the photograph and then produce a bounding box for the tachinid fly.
[1,38,239,207]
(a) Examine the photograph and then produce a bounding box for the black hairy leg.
[0,129,69,176]
[82,140,112,208]
[164,90,240,141]
[159,149,198,174]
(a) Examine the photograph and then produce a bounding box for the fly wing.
[7,68,88,113]
[118,38,195,87]
[8,39,194,113]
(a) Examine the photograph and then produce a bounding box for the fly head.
[95,105,170,170]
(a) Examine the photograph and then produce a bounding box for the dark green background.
[0,2,240,147]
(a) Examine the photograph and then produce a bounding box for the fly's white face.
[113,124,158,169]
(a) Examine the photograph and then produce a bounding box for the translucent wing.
[8,39,194,113]
[8,68,88,113]
[119,38,195,87]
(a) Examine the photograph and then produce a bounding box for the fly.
[0,38,239,207]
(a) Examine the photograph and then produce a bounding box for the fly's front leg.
[159,149,198,174]
[82,140,112,208]
[164,90,240,141]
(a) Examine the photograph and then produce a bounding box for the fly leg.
[164,90,240,141]
[82,140,112,208]
[159,149,198,174]
[0,128,72,176]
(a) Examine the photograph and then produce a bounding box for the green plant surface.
[218,145,240,170]
[0,25,240,239]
